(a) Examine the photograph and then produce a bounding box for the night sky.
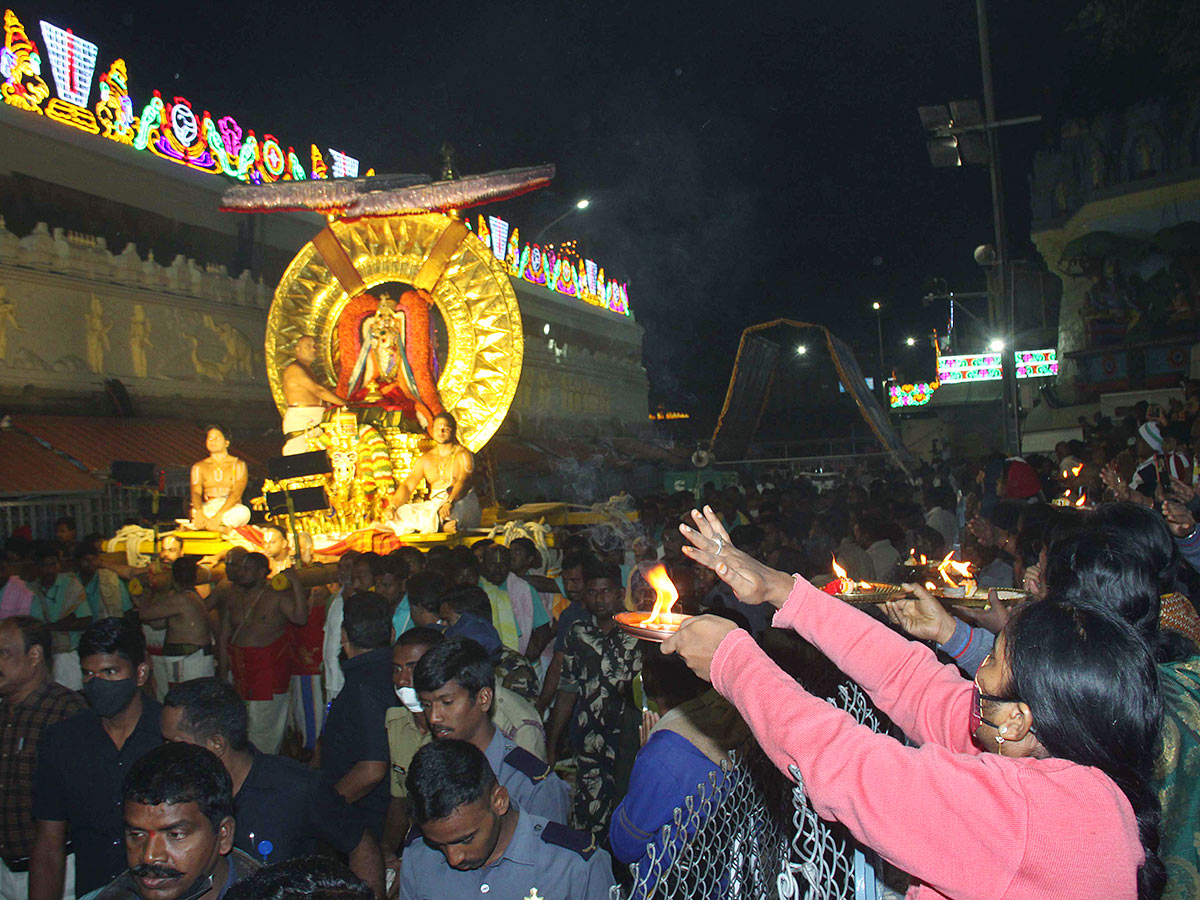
[27,1,1172,426]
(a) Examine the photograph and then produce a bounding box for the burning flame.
[919,554,928,565]
[1070,464,1084,477]
[1075,492,1087,507]
[925,581,938,591]
[832,556,847,580]
[642,564,679,625]
[936,551,975,588]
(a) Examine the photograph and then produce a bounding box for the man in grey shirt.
[399,740,613,900]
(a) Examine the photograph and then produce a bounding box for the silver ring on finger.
[713,536,725,556]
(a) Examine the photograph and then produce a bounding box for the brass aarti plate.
[835,583,904,603]
[615,611,692,642]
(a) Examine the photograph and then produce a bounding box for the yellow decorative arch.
[265,212,523,452]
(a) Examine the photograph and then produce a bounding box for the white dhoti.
[282,406,326,455]
[154,647,215,698]
[201,497,251,528]
[388,488,481,535]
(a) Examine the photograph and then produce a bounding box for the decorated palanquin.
[229,168,551,537]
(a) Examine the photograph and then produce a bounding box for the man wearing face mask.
[89,742,257,900]
[381,631,546,857]
[399,740,612,900]
[31,618,163,900]
[160,679,383,896]
[415,637,567,823]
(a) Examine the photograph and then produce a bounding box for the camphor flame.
[936,551,975,588]
[832,556,848,580]
[642,563,679,626]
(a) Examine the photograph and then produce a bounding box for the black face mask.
[83,676,137,717]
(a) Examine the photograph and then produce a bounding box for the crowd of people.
[2,395,1200,899]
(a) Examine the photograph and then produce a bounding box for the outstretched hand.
[661,613,738,682]
[883,583,956,645]
[1100,462,1131,502]
[678,506,795,609]
[1163,499,1197,537]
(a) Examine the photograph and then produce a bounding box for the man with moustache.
[89,743,257,900]
[413,638,568,824]
[160,679,383,895]
[398,740,612,900]
[30,619,163,900]
[0,617,86,900]
[380,630,547,856]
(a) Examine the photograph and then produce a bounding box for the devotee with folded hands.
[663,505,1165,900]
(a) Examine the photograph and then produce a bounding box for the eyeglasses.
[973,655,1035,735]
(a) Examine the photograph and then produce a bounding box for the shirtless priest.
[190,425,250,532]
[282,334,347,455]
[385,412,482,534]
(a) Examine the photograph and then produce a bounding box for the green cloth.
[30,574,92,651]
[1156,657,1200,900]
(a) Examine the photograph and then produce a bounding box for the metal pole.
[976,0,1021,454]
[876,309,885,395]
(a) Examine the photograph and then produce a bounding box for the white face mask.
[395,685,423,712]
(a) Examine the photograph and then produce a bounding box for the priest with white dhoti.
[385,412,481,534]
[280,334,347,455]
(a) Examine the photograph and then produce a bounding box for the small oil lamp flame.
[1070,464,1084,477]
[642,563,679,626]
[1075,492,1087,508]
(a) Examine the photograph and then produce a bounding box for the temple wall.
[0,102,649,439]
[0,217,649,437]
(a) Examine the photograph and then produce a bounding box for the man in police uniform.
[382,630,547,855]
[413,637,569,824]
[399,740,613,900]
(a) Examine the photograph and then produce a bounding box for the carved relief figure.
[0,285,21,363]
[84,295,111,374]
[186,335,224,381]
[129,304,152,378]
[203,314,254,379]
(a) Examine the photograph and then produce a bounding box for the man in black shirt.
[320,592,396,839]
[161,678,384,897]
[92,742,258,900]
[30,618,163,900]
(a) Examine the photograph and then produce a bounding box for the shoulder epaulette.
[503,745,552,782]
[539,820,597,859]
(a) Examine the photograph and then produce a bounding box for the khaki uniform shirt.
[386,685,547,797]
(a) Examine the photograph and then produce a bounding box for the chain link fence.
[614,681,900,900]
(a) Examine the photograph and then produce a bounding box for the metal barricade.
[616,681,889,900]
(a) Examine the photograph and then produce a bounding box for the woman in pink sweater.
[663,507,1164,900]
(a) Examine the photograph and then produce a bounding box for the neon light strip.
[469,214,630,316]
[2,8,363,184]
[937,349,1058,382]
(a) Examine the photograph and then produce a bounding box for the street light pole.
[534,198,590,243]
[976,0,1021,455]
[872,301,885,395]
